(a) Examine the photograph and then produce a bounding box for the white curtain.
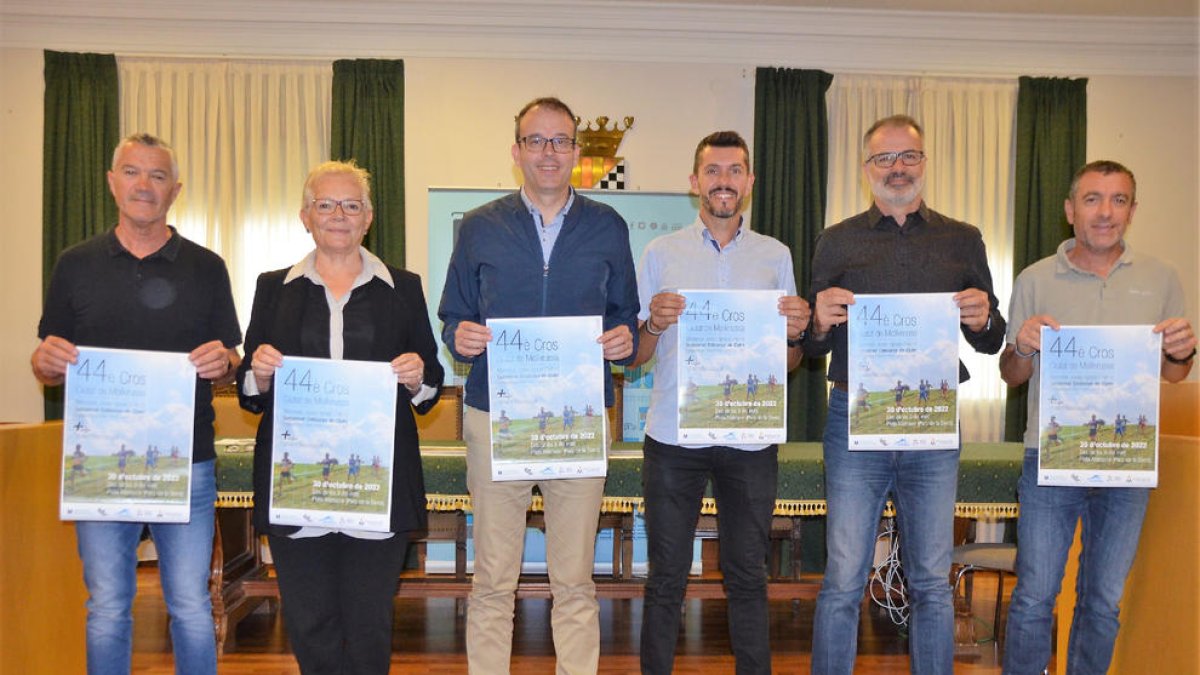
[118,57,332,330]
[826,74,1017,442]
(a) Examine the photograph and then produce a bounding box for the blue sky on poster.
[273,357,396,464]
[1039,325,1161,427]
[677,290,785,386]
[487,316,605,420]
[65,348,195,459]
[850,293,959,392]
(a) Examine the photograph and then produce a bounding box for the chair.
[951,542,1017,647]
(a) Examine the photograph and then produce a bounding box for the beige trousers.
[463,405,605,675]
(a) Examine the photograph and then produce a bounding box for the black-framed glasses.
[865,150,926,168]
[519,135,577,154]
[310,198,366,216]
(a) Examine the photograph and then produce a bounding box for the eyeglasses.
[518,135,577,154]
[310,198,366,216]
[865,150,926,168]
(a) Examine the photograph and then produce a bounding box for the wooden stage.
[131,566,1009,674]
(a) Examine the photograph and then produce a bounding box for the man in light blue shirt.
[631,130,810,675]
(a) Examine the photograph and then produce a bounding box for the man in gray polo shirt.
[1000,160,1196,675]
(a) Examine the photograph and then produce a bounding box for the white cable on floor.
[869,517,909,627]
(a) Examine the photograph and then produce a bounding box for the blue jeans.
[1002,449,1149,675]
[75,459,217,675]
[640,436,778,675]
[811,388,959,675]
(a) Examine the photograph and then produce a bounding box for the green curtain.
[331,59,406,268]
[751,67,834,442]
[42,50,120,420]
[1004,76,1087,442]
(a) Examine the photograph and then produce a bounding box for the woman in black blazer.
[237,160,443,674]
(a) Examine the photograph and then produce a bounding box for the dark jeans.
[639,435,778,675]
[269,532,410,674]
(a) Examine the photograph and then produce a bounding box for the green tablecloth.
[216,439,1022,516]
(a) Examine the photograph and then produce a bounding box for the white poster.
[676,290,787,444]
[847,293,960,450]
[1037,325,1161,487]
[62,347,196,522]
[269,356,398,531]
[487,316,608,481]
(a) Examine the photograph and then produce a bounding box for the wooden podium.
[1056,381,1200,673]
[0,421,87,673]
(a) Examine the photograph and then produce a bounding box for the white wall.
[1,48,48,422]
[404,59,755,283]
[1,49,1196,422]
[1088,76,1199,327]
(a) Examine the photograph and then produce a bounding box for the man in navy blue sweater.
[438,96,639,675]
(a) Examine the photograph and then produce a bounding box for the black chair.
[951,542,1017,647]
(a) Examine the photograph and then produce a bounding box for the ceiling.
[1,0,1195,77]
[619,0,1199,17]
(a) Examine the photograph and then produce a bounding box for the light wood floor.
[131,568,1013,674]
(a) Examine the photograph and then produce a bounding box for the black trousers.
[268,532,409,674]
[639,436,778,675]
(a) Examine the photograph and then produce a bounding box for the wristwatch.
[1165,347,1197,365]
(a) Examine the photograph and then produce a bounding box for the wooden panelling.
[0,422,87,674]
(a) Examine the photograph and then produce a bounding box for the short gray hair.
[112,133,180,181]
[862,115,924,151]
[1068,160,1137,202]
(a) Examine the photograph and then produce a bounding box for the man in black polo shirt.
[805,115,1005,675]
[31,133,241,675]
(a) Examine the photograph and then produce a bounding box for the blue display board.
[423,511,698,577]
[426,188,698,386]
